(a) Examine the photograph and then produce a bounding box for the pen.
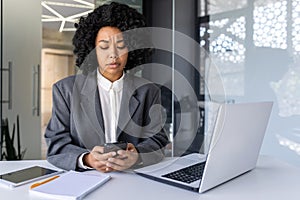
[30,175,60,189]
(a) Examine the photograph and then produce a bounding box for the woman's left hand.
[105,143,139,171]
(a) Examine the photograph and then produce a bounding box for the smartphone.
[0,166,63,188]
[103,141,128,153]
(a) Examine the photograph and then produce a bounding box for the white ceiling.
[42,0,95,32]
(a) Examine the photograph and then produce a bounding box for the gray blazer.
[45,70,169,171]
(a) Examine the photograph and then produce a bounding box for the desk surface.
[0,155,299,200]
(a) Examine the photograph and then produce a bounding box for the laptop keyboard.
[162,162,206,184]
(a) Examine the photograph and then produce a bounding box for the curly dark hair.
[73,2,152,72]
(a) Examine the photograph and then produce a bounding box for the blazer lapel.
[79,71,106,144]
[116,74,140,138]
[95,90,105,132]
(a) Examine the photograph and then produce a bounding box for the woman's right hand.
[83,146,117,172]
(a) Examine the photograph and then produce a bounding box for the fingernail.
[111,152,117,156]
[117,150,123,155]
[108,158,113,162]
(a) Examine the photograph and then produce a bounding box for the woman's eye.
[117,45,126,50]
[99,46,109,50]
[98,44,126,50]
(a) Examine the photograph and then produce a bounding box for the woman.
[45,2,169,172]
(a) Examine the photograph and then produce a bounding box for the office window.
[198,0,247,16]
[292,0,300,54]
[199,11,246,96]
[253,0,287,49]
[198,0,300,166]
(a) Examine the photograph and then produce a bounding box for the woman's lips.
[107,63,119,68]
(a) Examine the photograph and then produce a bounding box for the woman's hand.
[83,143,139,172]
[83,146,116,172]
[105,143,139,171]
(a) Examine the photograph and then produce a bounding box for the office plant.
[1,115,26,160]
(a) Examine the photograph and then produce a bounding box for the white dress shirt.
[77,70,124,169]
[97,69,124,143]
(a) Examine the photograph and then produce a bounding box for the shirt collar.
[97,69,124,92]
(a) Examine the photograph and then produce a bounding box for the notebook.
[134,102,273,193]
[30,170,111,200]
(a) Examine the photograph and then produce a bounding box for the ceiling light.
[41,0,95,32]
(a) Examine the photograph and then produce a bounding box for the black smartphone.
[103,141,128,153]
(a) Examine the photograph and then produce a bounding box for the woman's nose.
[109,53,118,59]
[109,46,118,59]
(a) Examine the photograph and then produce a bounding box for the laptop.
[134,102,273,193]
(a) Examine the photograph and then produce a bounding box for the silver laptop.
[134,102,273,193]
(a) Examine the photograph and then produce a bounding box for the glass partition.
[103,0,300,165]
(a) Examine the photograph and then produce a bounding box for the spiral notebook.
[30,171,111,200]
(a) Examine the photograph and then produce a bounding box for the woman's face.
[95,26,128,82]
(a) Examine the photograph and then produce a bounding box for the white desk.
[0,155,299,200]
